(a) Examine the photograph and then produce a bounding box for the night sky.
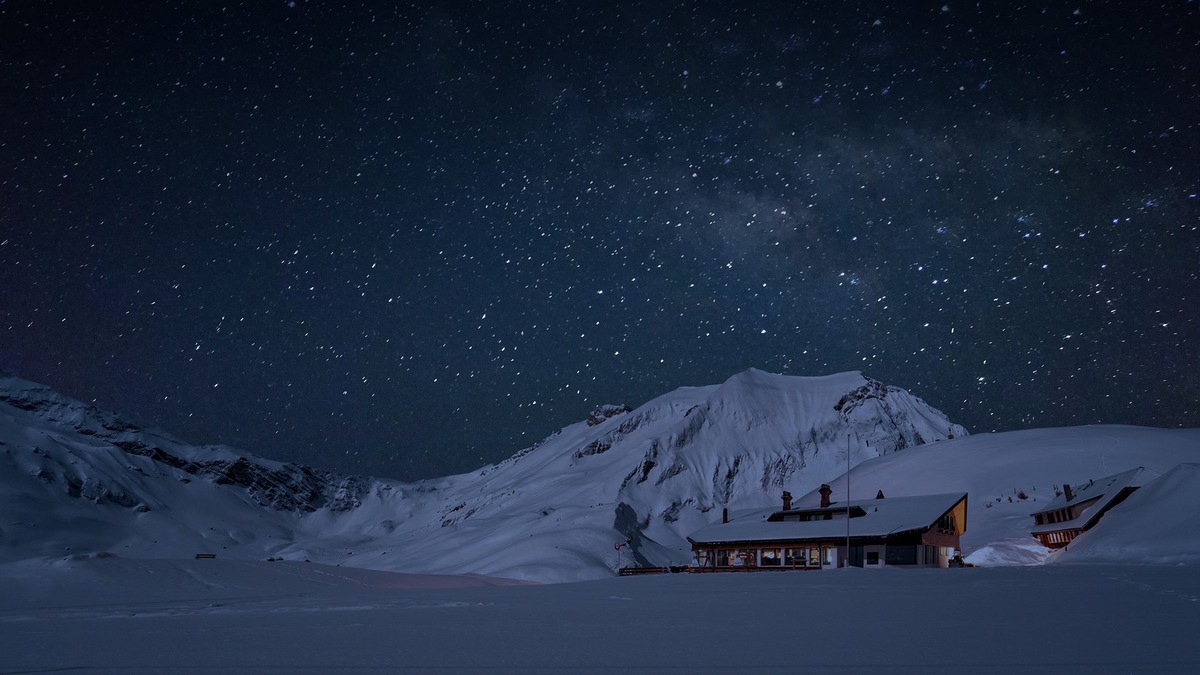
[2,2,1197,481]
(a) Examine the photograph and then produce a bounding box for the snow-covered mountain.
[285,369,968,580]
[4,369,1198,582]
[0,372,379,564]
[0,369,963,580]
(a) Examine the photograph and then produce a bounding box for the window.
[760,548,782,566]
[937,513,957,531]
[886,546,918,565]
[866,551,880,565]
[785,548,805,566]
[734,549,756,567]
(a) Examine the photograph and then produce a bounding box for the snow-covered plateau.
[2,369,1199,672]
[1,556,1197,674]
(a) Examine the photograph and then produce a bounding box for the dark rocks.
[587,404,631,426]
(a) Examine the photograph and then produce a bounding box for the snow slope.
[1053,462,1200,564]
[0,374,375,564]
[816,425,1200,565]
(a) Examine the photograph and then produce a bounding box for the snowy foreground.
[2,556,1197,674]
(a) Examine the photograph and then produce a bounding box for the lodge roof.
[1030,466,1152,535]
[688,492,967,546]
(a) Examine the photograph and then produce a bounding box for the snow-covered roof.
[688,493,967,545]
[1030,466,1153,535]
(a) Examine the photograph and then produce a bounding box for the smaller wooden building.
[1029,466,1147,549]
[688,486,967,571]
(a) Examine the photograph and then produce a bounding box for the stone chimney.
[782,491,793,511]
[722,507,729,524]
[819,484,832,508]
[1063,483,1074,501]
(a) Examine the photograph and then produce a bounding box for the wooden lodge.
[1030,467,1147,549]
[688,484,967,571]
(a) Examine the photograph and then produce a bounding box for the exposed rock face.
[587,404,632,427]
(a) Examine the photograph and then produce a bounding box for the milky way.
[2,2,1197,480]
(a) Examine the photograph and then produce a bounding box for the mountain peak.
[714,369,867,396]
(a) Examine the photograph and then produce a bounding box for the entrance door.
[848,545,865,568]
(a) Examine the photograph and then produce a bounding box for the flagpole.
[846,433,851,567]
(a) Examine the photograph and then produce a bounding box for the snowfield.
[2,555,1198,674]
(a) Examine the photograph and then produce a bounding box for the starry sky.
[2,1,1197,481]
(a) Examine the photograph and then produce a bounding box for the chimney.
[1063,483,1074,501]
[782,491,793,511]
[819,484,832,508]
[722,507,729,524]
